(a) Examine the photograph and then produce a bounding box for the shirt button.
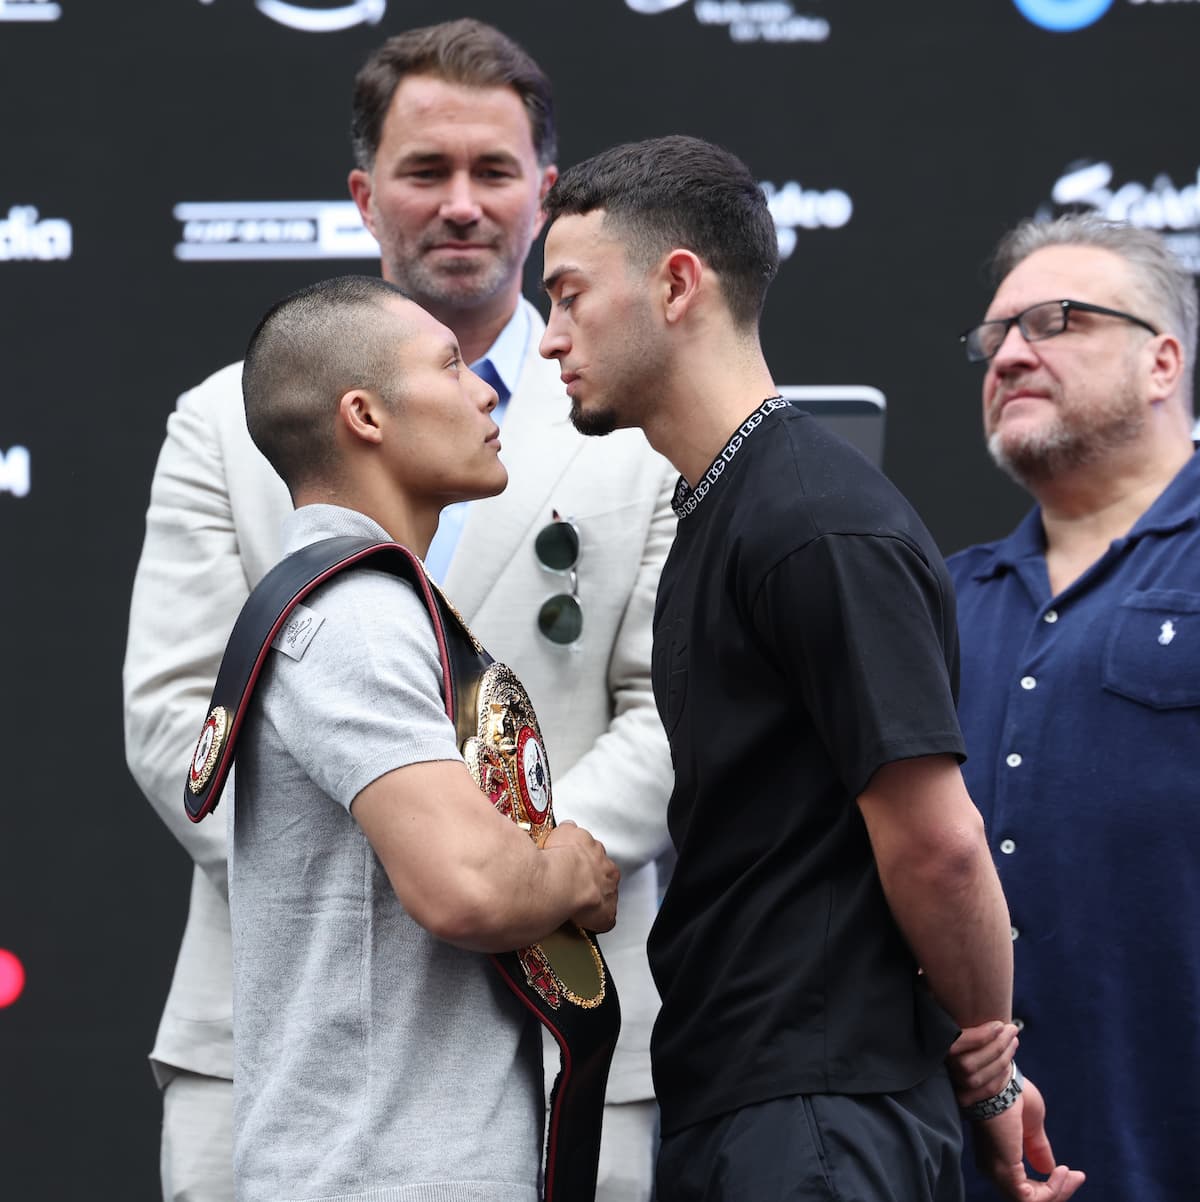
[1014,1017,1025,1031]
[1006,753,1022,768]
[1020,676,1036,690]
[1011,926,1020,940]
[1044,609,1059,624]
[1000,838,1016,854]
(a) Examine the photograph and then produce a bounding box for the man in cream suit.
[123,20,674,1202]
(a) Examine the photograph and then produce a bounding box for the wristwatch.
[961,1063,1024,1121]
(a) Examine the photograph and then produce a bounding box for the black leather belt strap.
[182,536,619,1202]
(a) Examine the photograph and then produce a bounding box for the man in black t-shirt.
[537,135,1084,1202]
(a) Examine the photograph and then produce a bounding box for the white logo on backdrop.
[174,201,377,261]
[760,181,853,259]
[196,0,385,32]
[0,447,31,498]
[626,0,830,43]
[1037,161,1200,273]
[175,187,848,265]
[0,207,72,261]
[0,0,61,22]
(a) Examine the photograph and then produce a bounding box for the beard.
[987,374,1146,486]
[382,218,530,311]
[569,396,619,437]
[566,294,668,439]
[385,245,510,310]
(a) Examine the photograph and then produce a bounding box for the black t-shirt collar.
[671,396,788,519]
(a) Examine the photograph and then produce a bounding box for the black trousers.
[656,1074,964,1202]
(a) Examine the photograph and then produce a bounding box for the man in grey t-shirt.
[229,275,620,1202]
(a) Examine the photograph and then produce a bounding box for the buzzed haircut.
[994,214,1198,406]
[351,18,556,171]
[242,275,410,493]
[543,134,779,328]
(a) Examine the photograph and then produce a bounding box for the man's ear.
[348,168,378,240]
[1146,332,1184,405]
[661,248,703,326]
[337,389,386,447]
[531,164,559,239]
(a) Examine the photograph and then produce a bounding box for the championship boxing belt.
[183,535,620,1202]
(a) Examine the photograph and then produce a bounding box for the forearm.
[450,845,607,952]
[353,762,618,954]
[882,825,1013,1026]
[859,755,1013,1028]
[420,823,609,952]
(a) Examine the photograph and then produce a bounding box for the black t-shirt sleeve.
[750,532,966,799]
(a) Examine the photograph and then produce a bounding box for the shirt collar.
[472,301,529,399]
[282,504,391,555]
[671,396,789,519]
[971,447,1200,580]
[1126,444,1200,538]
[972,507,1046,579]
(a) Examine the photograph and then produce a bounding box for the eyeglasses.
[535,512,582,646]
[960,298,1159,364]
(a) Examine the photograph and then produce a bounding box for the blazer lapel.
[444,302,584,621]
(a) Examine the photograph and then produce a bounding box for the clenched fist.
[544,819,620,933]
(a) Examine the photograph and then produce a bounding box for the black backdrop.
[2,0,1197,1192]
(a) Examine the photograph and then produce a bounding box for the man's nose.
[464,363,499,411]
[990,320,1039,374]
[539,320,567,360]
[439,172,483,225]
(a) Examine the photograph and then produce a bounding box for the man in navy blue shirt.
[951,214,1199,1202]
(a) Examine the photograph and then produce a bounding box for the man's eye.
[558,294,576,310]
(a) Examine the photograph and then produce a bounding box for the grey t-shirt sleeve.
[260,567,464,809]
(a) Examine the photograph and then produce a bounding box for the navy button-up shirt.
[949,449,1200,1202]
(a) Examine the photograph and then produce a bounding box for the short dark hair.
[351,18,556,171]
[543,135,779,328]
[243,275,410,492]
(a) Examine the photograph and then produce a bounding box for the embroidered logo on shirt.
[271,603,325,661]
[1158,619,1177,646]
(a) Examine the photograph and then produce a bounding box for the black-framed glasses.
[535,512,582,646]
[960,299,1159,364]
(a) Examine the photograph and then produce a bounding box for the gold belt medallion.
[462,663,607,1010]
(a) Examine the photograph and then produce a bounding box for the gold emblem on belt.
[462,663,607,1010]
